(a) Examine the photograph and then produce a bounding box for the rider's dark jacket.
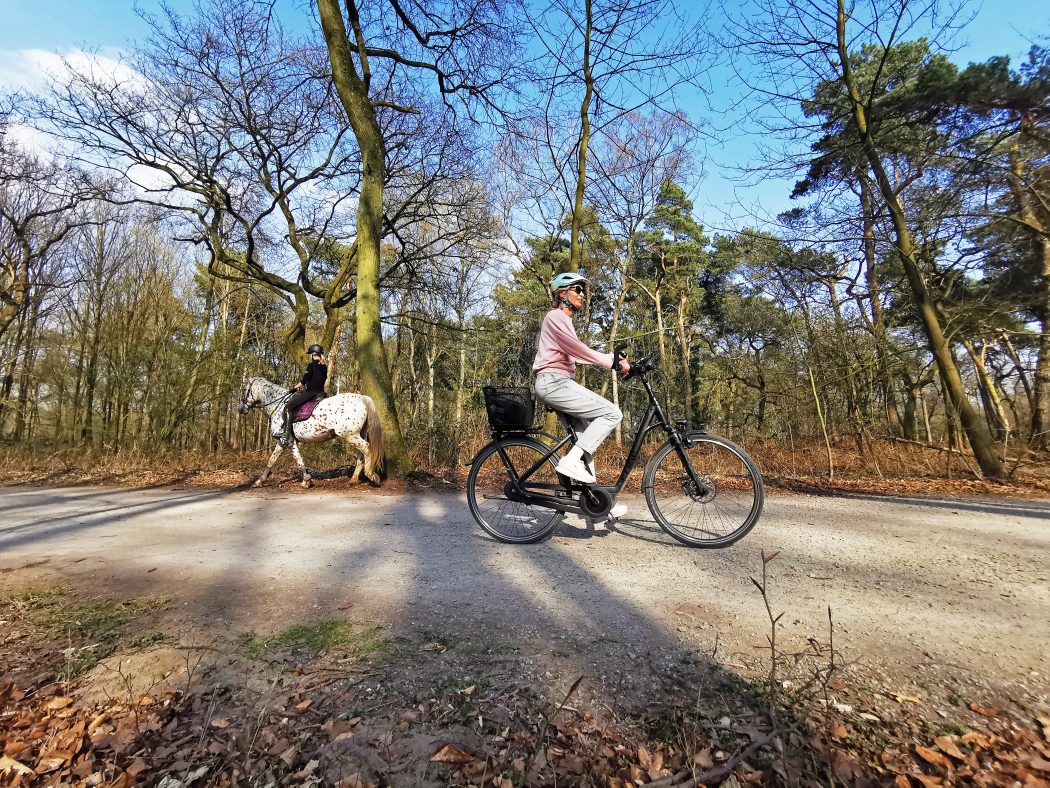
[301,360,328,392]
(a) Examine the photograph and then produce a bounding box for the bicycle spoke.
[468,438,562,544]
[644,435,763,548]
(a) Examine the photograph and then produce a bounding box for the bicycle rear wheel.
[467,437,562,544]
[643,433,764,548]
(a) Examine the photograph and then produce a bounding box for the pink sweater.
[532,309,614,377]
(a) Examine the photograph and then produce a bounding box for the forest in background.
[1,0,1048,483]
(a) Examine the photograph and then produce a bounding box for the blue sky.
[1,0,1045,232]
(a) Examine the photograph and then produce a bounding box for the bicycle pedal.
[555,489,572,500]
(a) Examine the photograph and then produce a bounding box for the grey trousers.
[535,372,623,455]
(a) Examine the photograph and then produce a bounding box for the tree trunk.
[835,0,1002,477]
[1006,145,1050,448]
[13,298,42,441]
[1001,333,1035,412]
[963,338,1009,442]
[161,276,215,443]
[859,176,903,434]
[676,293,693,426]
[568,0,594,272]
[318,0,411,472]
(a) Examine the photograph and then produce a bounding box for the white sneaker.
[555,455,596,484]
[608,503,628,519]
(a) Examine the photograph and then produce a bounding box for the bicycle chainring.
[579,487,613,517]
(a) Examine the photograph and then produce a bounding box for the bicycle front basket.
[482,386,536,430]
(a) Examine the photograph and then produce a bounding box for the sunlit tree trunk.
[317,0,411,472]
[835,0,1001,477]
[1006,145,1050,448]
[568,0,594,272]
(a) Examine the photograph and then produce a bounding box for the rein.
[244,380,293,413]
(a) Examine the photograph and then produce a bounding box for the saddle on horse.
[291,392,327,423]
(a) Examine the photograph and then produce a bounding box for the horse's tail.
[362,396,385,474]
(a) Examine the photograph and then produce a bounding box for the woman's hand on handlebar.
[615,346,630,375]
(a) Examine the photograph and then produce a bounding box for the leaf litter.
[3,589,1049,786]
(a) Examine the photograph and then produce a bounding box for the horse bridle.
[241,379,292,412]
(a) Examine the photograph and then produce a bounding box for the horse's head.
[238,377,259,414]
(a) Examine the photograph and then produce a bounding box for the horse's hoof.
[252,481,262,489]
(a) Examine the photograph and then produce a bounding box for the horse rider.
[283,344,328,442]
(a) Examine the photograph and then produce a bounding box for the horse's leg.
[290,440,312,488]
[342,433,375,486]
[254,443,284,488]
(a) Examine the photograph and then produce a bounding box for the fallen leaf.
[1023,753,1048,773]
[935,736,965,761]
[35,755,69,774]
[279,744,299,766]
[912,775,945,787]
[422,642,447,653]
[969,702,998,717]
[429,744,474,764]
[44,696,73,711]
[324,720,357,742]
[4,740,29,761]
[832,750,856,782]
[459,685,475,696]
[0,756,34,775]
[295,699,312,711]
[915,745,953,770]
[961,731,995,750]
[210,718,230,729]
[1038,715,1050,743]
[831,722,849,739]
[887,692,924,705]
[692,748,718,769]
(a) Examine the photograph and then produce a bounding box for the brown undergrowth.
[3,438,1049,501]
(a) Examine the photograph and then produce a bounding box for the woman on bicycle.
[533,272,630,498]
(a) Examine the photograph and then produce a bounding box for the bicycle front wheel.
[466,437,562,544]
[643,433,764,548]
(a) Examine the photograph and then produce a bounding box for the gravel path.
[2,484,1047,703]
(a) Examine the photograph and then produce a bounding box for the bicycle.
[465,354,764,547]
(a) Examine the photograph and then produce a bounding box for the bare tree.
[316,0,521,471]
[523,0,709,271]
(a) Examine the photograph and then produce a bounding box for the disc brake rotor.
[681,473,716,503]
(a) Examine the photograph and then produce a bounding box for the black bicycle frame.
[490,371,707,514]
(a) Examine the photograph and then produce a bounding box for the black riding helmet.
[307,344,324,356]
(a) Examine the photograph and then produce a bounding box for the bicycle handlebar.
[620,353,656,380]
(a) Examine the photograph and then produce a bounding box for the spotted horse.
[238,376,384,488]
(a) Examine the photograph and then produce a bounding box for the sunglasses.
[567,285,586,295]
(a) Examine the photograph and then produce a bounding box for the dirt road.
[2,483,1048,710]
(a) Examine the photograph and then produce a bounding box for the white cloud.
[0,47,138,93]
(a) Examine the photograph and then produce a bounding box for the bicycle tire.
[642,432,764,548]
[467,437,563,544]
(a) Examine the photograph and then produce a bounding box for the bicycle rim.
[467,438,562,544]
[643,435,764,548]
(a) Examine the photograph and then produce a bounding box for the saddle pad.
[293,395,324,422]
